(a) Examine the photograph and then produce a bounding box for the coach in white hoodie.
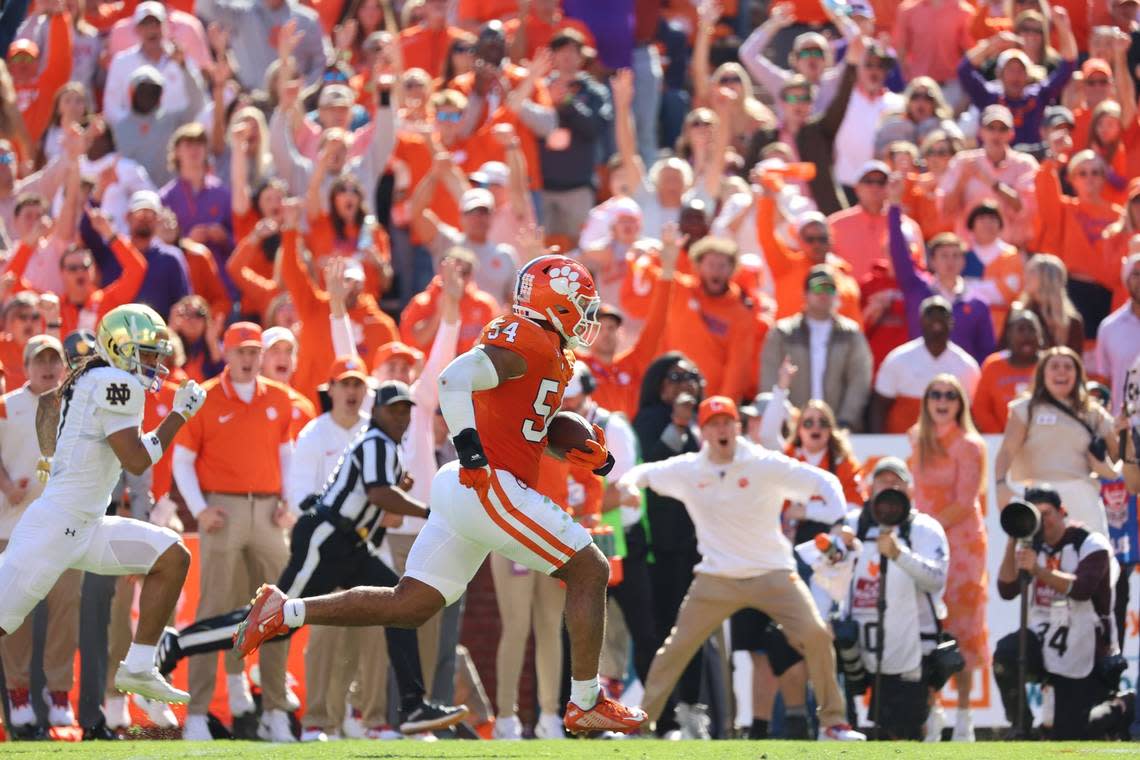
[618,396,864,741]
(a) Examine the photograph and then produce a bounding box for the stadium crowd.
[2,0,1140,744]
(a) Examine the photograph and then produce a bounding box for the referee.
[159,380,468,735]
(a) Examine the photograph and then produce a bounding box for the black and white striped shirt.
[316,424,403,538]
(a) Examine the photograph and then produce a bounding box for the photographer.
[993,486,1115,739]
[840,457,950,740]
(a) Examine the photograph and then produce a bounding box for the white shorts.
[0,498,179,632]
[404,461,593,605]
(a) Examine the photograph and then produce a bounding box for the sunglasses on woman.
[783,92,812,104]
[927,389,960,402]
[718,75,742,86]
[797,48,825,59]
[436,111,462,123]
[925,147,954,157]
[801,418,831,430]
[666,370,700,383]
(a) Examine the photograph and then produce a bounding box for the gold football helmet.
[95,304,173,392]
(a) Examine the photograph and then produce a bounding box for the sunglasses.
[808,281,837,295]
[1017,26,1044,35]
[801,417,831,430]
[9,53,35,65]
[14,312,41,321]
[984,123,1012,132]
[718,75,742,86]
[453,44,474,54]
[796,48,825,59]
[910,91,935,102]
[801,234,830,244]
[436,111,462,123]
[666,370,700,383]
[782,92,812,104]
[180,307,208,318]
[860,176,887,186]
[927,389,960,402]
[864,60,892,70]
[1074,169,1104,177]
[1086,78,1111,87]
[690,119,714,128]
[322,70,349,84]
[925,147,954,157]
[0,153,13,166]
[63,261,92,272]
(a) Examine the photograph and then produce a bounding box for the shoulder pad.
[479,315,549,354]
[92,369,145,416]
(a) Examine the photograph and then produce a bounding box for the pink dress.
[910,426,991,673]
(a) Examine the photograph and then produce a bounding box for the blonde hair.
[167,122,209,173]
[915,373,979,469]
[711,62,771,124]
[791,399,856,466]
[902,76,953,121]
[228,106,272,182]
[1020,253,1078,342]
[430,88,468,112]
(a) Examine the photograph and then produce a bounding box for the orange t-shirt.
[971,351,1034,434]
[398,277,500,354]
[280,230,398,403]
[504,14,597,62]
[392,132,463,246]
[399,24,474,80]
[473,315,575,488]
[789,448,863,507]
[905,173,955,241]
[457,0,518,24]
[580,275,674,419]
[885,396,923,434]
[304,213,392,298]
[232,208,260,248]
[177,371,295,494]
[181,239,232,318]
[0,337,26,394]
[226,235,280,319]
[15,13,71,144]
[1032,158,1122,286]
[788,0,827,25]
[142,380,181,501]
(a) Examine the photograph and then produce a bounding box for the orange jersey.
[473,315,575,488]
[971,351,1035,434]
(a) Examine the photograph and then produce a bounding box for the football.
[546,411,594,459]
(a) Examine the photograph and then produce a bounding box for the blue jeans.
[631,45,663,167]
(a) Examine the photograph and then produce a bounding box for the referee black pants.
[170,514,426,707]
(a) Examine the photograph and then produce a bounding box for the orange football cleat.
[563,695,647,735]
[233,584,289,657]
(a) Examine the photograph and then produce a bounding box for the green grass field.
[0,740,1137,759]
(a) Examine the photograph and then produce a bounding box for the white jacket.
[621,438,846,577]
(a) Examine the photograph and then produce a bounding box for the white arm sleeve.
[330,314,356,359]
[413,318,460,409]
[437,347,500,437]
[172,444,208,517]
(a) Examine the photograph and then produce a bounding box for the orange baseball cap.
[371,341,424,372]
[698,396,739,427]
[222,322,263,351]
[8,39,39,59]
[330,354,369,383]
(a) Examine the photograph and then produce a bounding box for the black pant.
[77,573,117,728]
[993,630,1109,739]
[868,675,927,740]
[607,524,658,684]
[172,514,426,706]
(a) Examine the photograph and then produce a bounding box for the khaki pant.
[641,570,845,728]
[301,625,355,731]
[354,532,442,725]
[187,494,289,714]
[0,539,80,691]
[490,552,565,717]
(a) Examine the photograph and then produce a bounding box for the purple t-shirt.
[563,0,634,70]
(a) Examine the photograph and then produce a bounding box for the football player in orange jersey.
[233,254,648,734]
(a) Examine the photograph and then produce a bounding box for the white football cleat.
[44,688,76,726]
[819,723,867,741]
[343,706,366,739]
[7,688,35,727]
[113,663,189,704]
[300,727,329,742]
[364,724,402,740]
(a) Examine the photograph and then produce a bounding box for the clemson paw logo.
[548,266,581,296]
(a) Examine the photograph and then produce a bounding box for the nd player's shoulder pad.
[90,368,146,416]
[479,315,549,355]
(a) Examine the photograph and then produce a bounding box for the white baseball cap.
[461,188,495,213]
[133,0,167,25]
[261,326,297,351]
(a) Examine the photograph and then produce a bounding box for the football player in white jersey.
[0,304,207,704]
